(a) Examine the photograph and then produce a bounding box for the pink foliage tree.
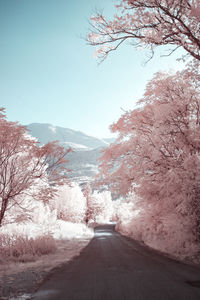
[87,0,200,62]
[88,0,200,255]
[97,63,200,243]
[0,108,71,226]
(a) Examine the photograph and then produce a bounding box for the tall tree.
[97,65,200,240]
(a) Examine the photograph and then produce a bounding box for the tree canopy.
[88,0,200,62]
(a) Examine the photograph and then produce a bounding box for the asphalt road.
[31,224,200,300]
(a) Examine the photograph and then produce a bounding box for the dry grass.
[0,238,91,299]
[0,234,56,262]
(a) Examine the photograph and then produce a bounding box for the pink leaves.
[190,0,200,20]
[95,61,200,249]
[97,66,200,218]
[88,0,200,62]
[90,14,105,24]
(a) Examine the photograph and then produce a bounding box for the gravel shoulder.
[0,238,91,299]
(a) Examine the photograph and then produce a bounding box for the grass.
[0,234,56,262]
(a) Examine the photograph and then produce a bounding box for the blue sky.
[0,0,185,138]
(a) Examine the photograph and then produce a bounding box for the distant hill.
[26,123,115,183]
[27,123,114,150]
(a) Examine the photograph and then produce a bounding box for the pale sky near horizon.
[0,0,185,138]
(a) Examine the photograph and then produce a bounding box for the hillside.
[27,123,114,183]
[27,123,113,150]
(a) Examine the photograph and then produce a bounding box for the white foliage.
[90,190,113,223]
[51,183,86,223]
[116,194,199,258]
[52,220,94,239]
[1,197,93,241]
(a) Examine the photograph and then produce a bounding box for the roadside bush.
[116,194,199,259]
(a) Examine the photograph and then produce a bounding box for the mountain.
[66,147,103,184]
[27,123,115,184]
[27,123,113,150]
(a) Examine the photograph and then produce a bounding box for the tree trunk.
[0,198,8,227]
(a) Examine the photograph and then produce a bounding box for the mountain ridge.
[27,123,114,150]
[26,123,115,183]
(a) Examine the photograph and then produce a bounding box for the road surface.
[31,224,200,300]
